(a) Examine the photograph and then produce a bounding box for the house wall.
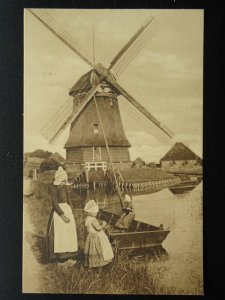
[161,160,197,169]
[26,157,44,169]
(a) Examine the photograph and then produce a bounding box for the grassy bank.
[24,180,203,294]
[32,167,174,185]
[120,168,174,182]
[35,170,83,183]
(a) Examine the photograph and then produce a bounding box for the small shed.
[131,157,146,168]
[148,162,156,169]
[26,157,45,168]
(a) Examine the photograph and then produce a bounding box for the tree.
[40,157,60,172]
[28,149,52,159]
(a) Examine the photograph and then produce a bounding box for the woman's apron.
[53,203,78,253]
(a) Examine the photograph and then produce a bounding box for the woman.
[84,200,114,268]
[115,194,135,230]
[46,166,78,265]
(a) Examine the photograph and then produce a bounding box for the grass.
[25,179,203,295]
[28,166,174,185]
[42,251,171,294]
[120,168,174,182]
[36,170,83,183]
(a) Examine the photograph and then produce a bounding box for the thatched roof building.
[160,142,201,161]
[132,157,146,168]
[160,142,202,170]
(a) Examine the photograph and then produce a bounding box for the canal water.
[72,181,203,294]
[135,182,203,293]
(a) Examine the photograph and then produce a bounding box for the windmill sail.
[41,98,73,142]
[118,99,173,146]
[109,18,158,77]
[30,9,174,146]
[27,9,93,67]
[105,77,174,141]
[42,74,107,143]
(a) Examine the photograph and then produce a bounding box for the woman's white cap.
[54,166,68,186]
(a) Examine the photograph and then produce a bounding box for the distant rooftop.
[160,142,201,161]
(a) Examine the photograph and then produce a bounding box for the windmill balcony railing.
[85,161,107,171]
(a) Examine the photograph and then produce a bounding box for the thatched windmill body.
[65,70,131,169]
[29,10,174,171]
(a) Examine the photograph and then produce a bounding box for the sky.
[24,9,203,163]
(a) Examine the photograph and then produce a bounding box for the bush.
[40,158,60,172]
[28,149,52,159]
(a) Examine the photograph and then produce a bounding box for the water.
[71,182,203,293]
[131,183,203,292]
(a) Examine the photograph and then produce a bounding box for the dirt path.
[22,202,42,293]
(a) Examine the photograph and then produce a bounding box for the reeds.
[40,250,202,294]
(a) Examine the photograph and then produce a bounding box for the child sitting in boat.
[84,200,114,268]
[115,194,135,230]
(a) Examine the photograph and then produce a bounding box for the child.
[84,200,114,268]
[115,194,135,230]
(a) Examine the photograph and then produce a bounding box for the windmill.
[28,9,174,172]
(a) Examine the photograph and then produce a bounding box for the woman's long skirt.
[84,231,114,268]
[46,203,78,262]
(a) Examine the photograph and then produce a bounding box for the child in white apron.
[84,200,114,268]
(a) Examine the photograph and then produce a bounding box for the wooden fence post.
[33,169,37,181]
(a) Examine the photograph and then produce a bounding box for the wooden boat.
[169,180,200,194]
[98,209,170,251]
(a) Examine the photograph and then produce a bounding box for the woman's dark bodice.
[51,185,72,216]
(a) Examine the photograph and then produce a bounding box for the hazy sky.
[24,9,203,163]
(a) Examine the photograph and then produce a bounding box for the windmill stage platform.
[36,166,181,193]
[71,166,181,192]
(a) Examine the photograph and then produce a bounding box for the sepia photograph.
[23,9,203,295]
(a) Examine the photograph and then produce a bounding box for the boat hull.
[98,209,170,250]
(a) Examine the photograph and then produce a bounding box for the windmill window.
[93,124,99,134]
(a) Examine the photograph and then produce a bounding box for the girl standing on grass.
[46,165,78,265]
[84,200,114,268]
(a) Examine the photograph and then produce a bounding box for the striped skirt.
[84,231,114,268]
